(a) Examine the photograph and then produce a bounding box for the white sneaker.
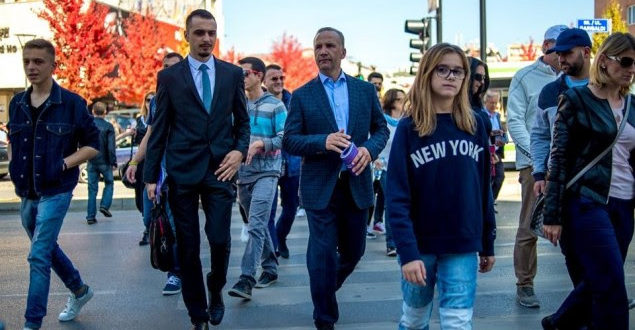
[58,286,94,322]
[240,224,249,242]
[296,208,306,217]
[373,222,386,234]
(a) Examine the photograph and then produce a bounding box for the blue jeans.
[268,188,279,251]
[377,172,395,249]
[399,253,477,330]
[86,163,114,220]
[20,192,84,328]
[238,177,279,280]
[552,196,633,329]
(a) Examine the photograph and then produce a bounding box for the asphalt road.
[1,199,635,329]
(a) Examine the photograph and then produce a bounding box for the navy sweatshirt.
[386,114,496,265]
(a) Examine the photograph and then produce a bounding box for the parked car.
[0,142,8,179]
[105,108,140,134]
[78,136,138,183]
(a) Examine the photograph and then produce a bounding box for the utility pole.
[480,0,487,62]
[437,0,442,43]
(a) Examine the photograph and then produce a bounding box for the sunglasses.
[243,69,260,77]
[146,97,154,102]
[607,55,635,68]
[472,73,486,82]
[270,76,285,82]
[435,65,466,80]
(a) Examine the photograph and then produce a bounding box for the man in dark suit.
[144,9,250,330]
[282,27,389,330]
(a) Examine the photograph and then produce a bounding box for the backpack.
[149,198,175,272]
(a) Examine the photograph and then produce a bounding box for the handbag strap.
[565,93,631,189]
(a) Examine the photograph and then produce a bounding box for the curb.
[0,197,138,213]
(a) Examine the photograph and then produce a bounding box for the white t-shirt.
[609,103,635,200]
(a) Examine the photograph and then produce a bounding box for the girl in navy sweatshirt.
[386,43,496,330]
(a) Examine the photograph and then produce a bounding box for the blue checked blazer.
[283,74,389,210]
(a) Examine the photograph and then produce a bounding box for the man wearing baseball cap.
[532,28,592,199]
[507,24,567,309]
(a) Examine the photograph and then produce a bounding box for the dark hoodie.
[468,57,492,135]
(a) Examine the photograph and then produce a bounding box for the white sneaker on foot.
[240,224,249,242]
[296,208,306,217]
[58,286,94,322]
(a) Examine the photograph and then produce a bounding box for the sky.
[222,0,595,72]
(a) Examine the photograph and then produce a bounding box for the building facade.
[595,0,635,34]
[0,0,223,123]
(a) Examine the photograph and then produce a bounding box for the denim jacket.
[8,80,99,197]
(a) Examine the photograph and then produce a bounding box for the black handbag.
[149,196,175,272]
[531,93,631,237]
[119,141,135,189]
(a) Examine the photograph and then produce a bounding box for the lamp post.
[15,33,36,90]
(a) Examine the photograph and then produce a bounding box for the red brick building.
[595,0,635,34]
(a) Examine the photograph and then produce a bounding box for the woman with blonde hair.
[386,43,496,329]
[542,32,635,330]
[133,91,154,245]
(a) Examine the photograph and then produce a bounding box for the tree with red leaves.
[38,0,118,102]
[220,46,243,65]
[268,33,317,92]
[113,10,165,105]
[519,38,538,61]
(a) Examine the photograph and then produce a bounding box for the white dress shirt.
[187,55,216,105]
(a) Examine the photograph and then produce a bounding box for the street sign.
[577,19,611,33]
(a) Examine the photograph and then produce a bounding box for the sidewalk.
[0,170,522,212]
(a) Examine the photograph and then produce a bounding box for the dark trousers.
[491,160,505,200]
[553,196,633,330]
[134,160,145,216]
[268,188,279,251]
[305,174,368,326]
[271,174,300,251]
[368,176,385,225]
[167,171,234,324]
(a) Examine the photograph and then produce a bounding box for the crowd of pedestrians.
[5,7,635,330]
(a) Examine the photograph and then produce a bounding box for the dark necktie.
[199,63,212,113]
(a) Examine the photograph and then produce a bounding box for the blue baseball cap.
[546,28,592,54]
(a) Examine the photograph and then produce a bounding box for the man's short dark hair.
[315,27,345,47]
[163,52,183,61]
[92,101,107,116]
[238,57,266,82]
[24,39,55,61]
[367,72,383,82]
[185,9,216,30]
[265,64,282,74]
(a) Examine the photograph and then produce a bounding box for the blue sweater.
[386,114,496,265]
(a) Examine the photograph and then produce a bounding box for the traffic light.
[405,17,433,74]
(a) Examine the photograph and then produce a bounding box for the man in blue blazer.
[282,27,389,330]
[144,9,250,330]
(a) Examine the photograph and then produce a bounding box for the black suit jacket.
[144,57,250,185]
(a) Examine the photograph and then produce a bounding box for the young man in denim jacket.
[8,39,99,330]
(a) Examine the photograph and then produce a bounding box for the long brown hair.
[404,43,475,137]
[382,88,405,116]
[140,91,155,117]
[591,32,635,97]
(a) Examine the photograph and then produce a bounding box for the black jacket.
[89,117,116,166]
[544,86,635,225]
[144,57,250,185]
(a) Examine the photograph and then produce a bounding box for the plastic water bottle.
[374,157,385,181]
